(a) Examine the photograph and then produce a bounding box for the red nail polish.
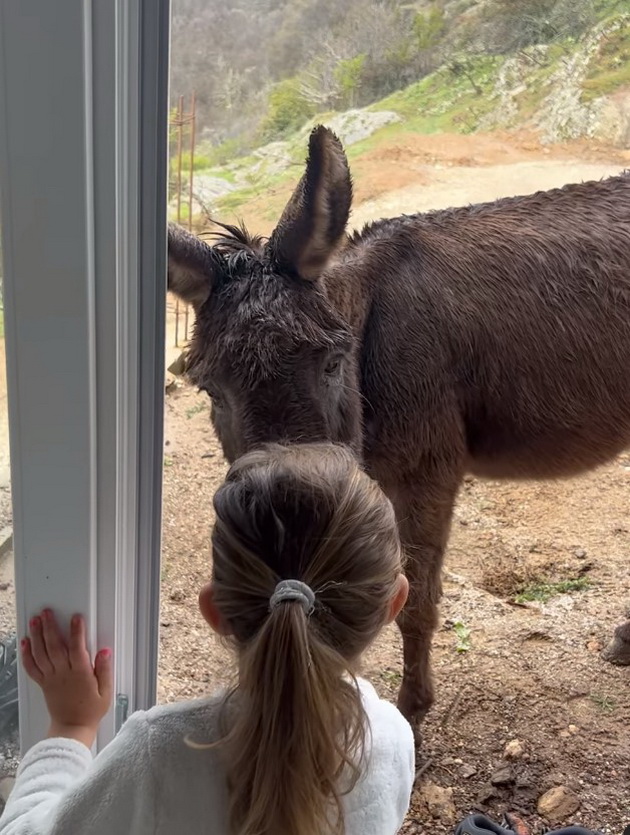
[29,617,38,629]
[20,637,28,648]
[101,648,112,659]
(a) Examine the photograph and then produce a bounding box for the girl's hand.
[21,609,113,748]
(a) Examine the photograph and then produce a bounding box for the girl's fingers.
[20,637,44,685]
[41,609,69,668]
[68,614,90,669]
[94,649,114,704]
[28,616,54,675]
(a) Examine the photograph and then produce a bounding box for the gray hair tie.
[269,579,316,615]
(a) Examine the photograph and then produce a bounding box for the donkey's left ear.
[167,223,224,309]
[269,126,352,281]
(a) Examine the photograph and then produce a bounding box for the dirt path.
[351,159,625,228]
[158,131,629,834]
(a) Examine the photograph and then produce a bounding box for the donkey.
[167,125,630,734]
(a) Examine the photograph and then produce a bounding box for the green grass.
[582,62,630,101]
[582,15,630,103]
[186,402,207,419]
[336,56,505,157]
[512,42,573,120]
[214,186,260,215]
[377,56,502,116]
[453,620,472,653]
[515,577,591,604]
[204,167,238,185]
[214,167,298,220]
[595,0,630,21]
[590,694,617,712]
[380,669,402,687]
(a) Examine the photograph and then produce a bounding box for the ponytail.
[222,600,366,835]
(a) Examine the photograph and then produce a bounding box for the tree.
[334,55,367,108]
[413,7,446,51]
[259,77,315,142]
[479,0,596,54]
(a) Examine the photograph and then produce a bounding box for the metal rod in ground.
[174,95,185,348]
[184,91,196,343]
[176,94,184,227]
[187,91,195,233]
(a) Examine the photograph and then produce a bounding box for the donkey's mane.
[200,220,266,256]
[196,220,266,276]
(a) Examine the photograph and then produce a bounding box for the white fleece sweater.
[0,678,414,835]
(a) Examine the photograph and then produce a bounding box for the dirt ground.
[160,129,630,835]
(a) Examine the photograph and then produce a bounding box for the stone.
[537,786,580,822]
[574,548,587,559]
[0,777,15,803]
[165,373,179,395]
[601,621,630,665]
[167,352,187,377]
[419,781,457,824]
[490,765,514,786]
[477,783,498,805]
[460,764,477,779]
[504,739,525,760]
[302,108,401,148]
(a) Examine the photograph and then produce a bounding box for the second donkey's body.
[168,127,630,733]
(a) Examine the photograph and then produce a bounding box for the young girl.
[0,443,414,835]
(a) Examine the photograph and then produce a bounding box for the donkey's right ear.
[269,126,352,281]
[167,223,223,309]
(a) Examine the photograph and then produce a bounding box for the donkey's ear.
[167,223,223,309]
[269,126,352,281]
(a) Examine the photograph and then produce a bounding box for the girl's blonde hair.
[210,442,403,835]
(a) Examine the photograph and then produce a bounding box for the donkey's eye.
[324,357,342,376]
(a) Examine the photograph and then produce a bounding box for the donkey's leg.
[602,619,630,665]
[389,458,463,734]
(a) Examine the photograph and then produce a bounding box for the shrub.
[334,55,367,108]
[259,78,315,142]
[413,7,446,51]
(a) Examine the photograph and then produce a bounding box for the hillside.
[170,0,629,145]
[169,3,629,226]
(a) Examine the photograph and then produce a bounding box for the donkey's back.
[356,172,630,480]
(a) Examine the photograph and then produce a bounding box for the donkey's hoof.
[601,622,630,666]
[412,724,424,750]
[397,691,431,748]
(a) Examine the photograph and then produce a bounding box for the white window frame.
[0,0,170,752]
